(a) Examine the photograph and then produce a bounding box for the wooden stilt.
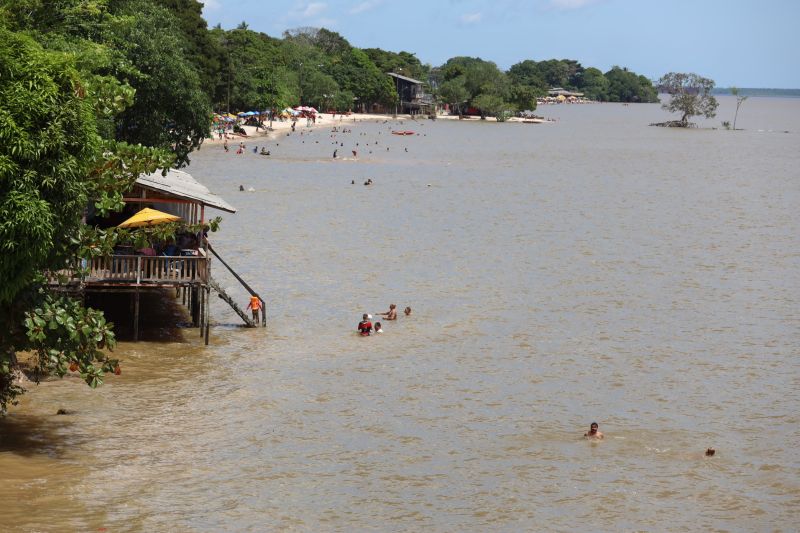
[199,286,205,337]
[182,286,186,305]
[191,287,199,327]
[133,289,140,341]
[204,287,210,345]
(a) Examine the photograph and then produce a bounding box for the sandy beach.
[203,112,434,145]
[202,111,551,147]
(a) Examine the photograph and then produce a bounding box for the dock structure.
[48,169,264,343]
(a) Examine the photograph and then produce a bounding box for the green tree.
[4,0,211,166]
[507,60,548,95]
[439,77,469,115]
[658,72,718,126]
[364,48,428,82]
[333,47,395,108]
[0,26,169,413]
[605,66,658,103]
[108,0,211,166]
[439,56,512,114]
[153,0,224,100]
[302,69,339,110]
[472,93,514,121]
[577,67,610,101]
[537,59,570,88]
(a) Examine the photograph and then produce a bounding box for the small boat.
[391,130,415,136]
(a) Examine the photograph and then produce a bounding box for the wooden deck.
[49,254,209,287]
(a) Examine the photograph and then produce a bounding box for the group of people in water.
[357,304,412,336]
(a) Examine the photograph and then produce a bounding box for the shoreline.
[203,111,557,146]
[203,112,426,145]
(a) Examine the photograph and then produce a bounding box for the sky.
[201,0,800,88]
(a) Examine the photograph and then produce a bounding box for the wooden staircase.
[208,277,257,327]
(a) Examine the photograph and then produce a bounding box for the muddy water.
[2,97,799,531]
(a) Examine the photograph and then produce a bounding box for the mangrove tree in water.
[654,72,719,127]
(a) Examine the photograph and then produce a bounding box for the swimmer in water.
[404,306,412,316]
[380,303,397,320]
[705,448,715,457]
[584,422,604,440]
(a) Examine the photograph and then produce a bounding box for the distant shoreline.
[711,88,800,98]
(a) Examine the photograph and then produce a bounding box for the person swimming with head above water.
[584,422,603,440]
[380,303,397,320]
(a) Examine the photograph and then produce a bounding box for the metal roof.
[136,169,236,213]
[387,72,425,85]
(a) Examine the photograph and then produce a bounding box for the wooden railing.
[48,254,209,285]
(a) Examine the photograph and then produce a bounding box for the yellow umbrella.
[118,208,181,228]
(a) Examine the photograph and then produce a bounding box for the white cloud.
[460,12,483,24]
[302,2,327,17]
[548,0,600,10]
[202,0,220,12]
[350,0,382,14]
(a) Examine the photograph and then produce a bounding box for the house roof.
[136,169,236,213]
[548,88,584,97]
[387,72,424,85]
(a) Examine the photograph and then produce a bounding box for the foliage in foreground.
[0,25,169,414]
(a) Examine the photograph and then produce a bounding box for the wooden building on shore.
[48,169,262,344]
[387,72,435,116]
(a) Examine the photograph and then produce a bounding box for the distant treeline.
[712,88,800,98]
[0,0,658,152]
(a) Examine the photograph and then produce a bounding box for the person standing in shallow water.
[584,422,603,440]
[357,314,372,336]
[246,296,262,323]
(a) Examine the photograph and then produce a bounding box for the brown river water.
[2,96,799,532]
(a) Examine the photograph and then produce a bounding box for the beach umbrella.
[118,208,181,228]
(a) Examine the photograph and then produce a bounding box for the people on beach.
[705,448,715,456]
[239,185,244,191]
[246,296,262,322]
[404,306,412,316]
[358,313,373,336]
[364,178,373,186]
[374,321,383,333]
[380,304,397,320]
[333,149,338,159]
[584,422,604,440]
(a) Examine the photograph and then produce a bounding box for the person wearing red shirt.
[357,313,372,336]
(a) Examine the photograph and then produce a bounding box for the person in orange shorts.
[246,296,262,322]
